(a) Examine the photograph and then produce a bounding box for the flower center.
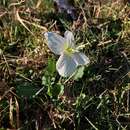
[66,47,73,53]
[63,43,74,56]
[64,47,74,56]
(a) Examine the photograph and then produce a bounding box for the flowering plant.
[44,31,90,77]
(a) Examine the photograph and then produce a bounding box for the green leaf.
[47,83,64,99]
[52,83,64,98]
[47,57,56,76]
[47,85,52,97]
[73,66,85,80]
[16,82,39,98]
[0,128,6,130]
[42,76,49,86]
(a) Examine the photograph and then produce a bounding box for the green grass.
[0,0,130,130]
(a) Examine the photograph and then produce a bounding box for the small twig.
[0,87,18,101]
[116,115,126,129]
[85,116,99,130]
[0,11,7,18]
[16,9,34,35]
[16,72,32,82]
[2,53,11,75]
[127,90,129,112]
[16,9,47,34]
[9,0,25,8]
[22,18,48,32]
[36,0,42,9]
[15,97,20,129]
[9,96,13,127]
[98,40,112,47]
[34,87,44,97]
[63,72,75,84]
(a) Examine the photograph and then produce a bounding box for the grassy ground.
[0,0,130,130]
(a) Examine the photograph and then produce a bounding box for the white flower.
[44,31,90,77]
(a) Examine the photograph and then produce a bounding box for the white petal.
[72,52,90,66]
[56,53,77,77]
[44,32,66,55]
[64,31,75,48]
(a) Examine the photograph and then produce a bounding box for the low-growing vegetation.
[0,0,130,130]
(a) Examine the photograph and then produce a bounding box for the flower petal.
[64,31,75,48]
[72,52,90,66]
[44,32,66,55]
[56,53,77,77]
